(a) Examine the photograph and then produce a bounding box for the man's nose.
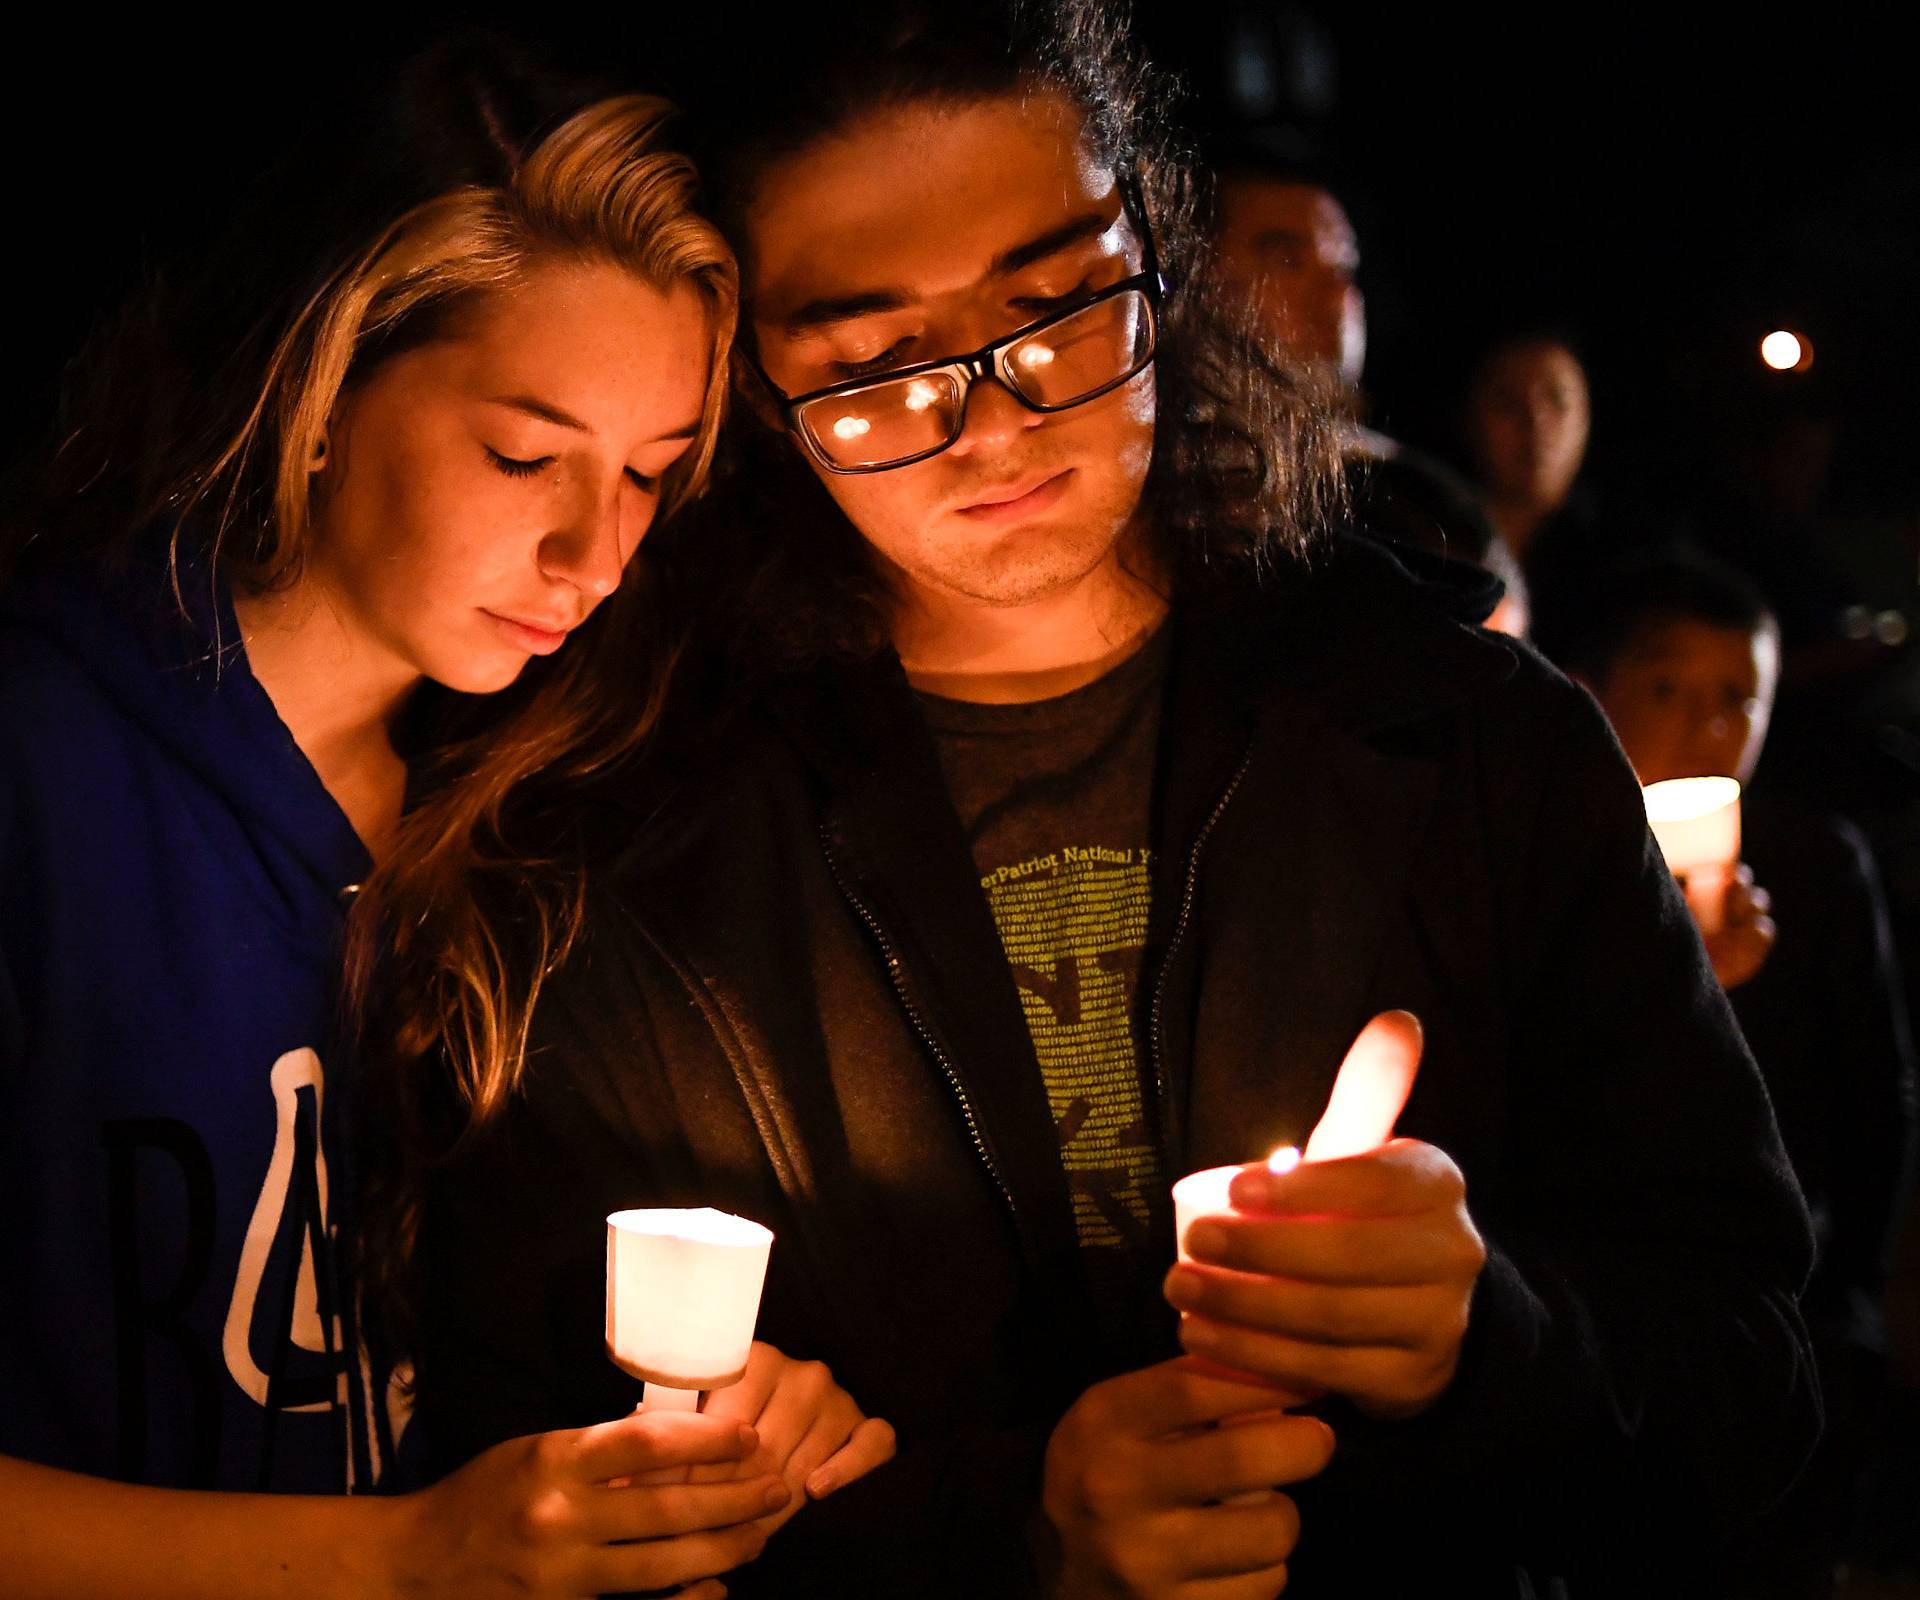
[946,376,1043,457]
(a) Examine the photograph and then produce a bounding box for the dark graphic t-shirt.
[918,632,1169,1328]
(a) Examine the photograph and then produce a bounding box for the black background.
[8,5,1915,525]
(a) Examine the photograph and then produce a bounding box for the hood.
[1,552,370,906]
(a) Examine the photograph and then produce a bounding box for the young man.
[1568,551,1916,1597]
[413,8,1818,1595]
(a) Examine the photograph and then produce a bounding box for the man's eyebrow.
[781,290,914,335]
[990,211,1114,277]
[486,394,592,432]
[777,209,1119,335]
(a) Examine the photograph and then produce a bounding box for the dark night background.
[7,5,1919,1588]
[11,7,1917,526]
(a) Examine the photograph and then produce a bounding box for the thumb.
[1303,1010,1424,1162]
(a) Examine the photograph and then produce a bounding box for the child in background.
[1566,548,1918,1600]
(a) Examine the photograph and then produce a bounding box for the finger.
[680,1584,729,1600]
[687,1344,791,1483]
[1176,1351,1322,1404]
[1151,1417,1334,1505]
[779,1403,860,1502]
[1225,1138,1463,1221]
[580,1473,791,1541]
[807,1415,898,1497]
[732,1356,834,1477]
[568,1411,756,1484]
[1168,1269,1455,1349]
[1121,1358,1311,1438]
[581,1520,768,1595]
[1302,1010,1423,1162]
[697,1343,785,1431]
[1161,1496,1303,1578]
[1171,1565,1294,1600]
[1170,1210,1468,1289]
[1178,1315,1454,1413]
[1731,861,1756,890]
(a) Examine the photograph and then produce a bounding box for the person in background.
[0,42,889,1600]
[1460,327,1591,564]
[407,4,1818,1594]
[1209,135,1522,599]
[1458,327,1626,658]
[1565,548,1918,1599]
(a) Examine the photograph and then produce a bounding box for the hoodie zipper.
[1148,747,1255,1146]
[819,822,1022,1230]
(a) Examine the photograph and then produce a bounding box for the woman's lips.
[483,610,573,655]
[953,468,1073,522]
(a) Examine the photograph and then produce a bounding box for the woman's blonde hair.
[16,51,737,1356]
[194,91,735,598]
[330,87,733,1101]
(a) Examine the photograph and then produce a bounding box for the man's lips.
[953,468,1073,520]
[482,609,577,654]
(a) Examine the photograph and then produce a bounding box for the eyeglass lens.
[797,288,1154,470]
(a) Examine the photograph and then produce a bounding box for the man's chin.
[911,546,1116,610]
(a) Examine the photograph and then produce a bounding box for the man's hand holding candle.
[1040,1357,1336,1600]
[1642,775,1775,991]
[687,1340,898,1529]
[1702,862,1775,992]
[1163,1011,1487,1421]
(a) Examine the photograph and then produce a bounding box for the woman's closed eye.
[486,446,554,479]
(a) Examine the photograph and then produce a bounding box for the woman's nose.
[538,487,628,598]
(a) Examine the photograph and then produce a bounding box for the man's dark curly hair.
[652,0,1346,669]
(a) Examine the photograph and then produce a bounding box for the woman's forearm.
[0,1454,407,1600]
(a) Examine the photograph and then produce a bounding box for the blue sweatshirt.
[0,555,398,1493]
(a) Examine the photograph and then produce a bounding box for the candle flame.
[1267,1145,1302,1175]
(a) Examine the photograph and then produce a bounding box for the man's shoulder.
[1179,533,1538,719]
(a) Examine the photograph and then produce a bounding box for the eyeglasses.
[751,178,1168,474]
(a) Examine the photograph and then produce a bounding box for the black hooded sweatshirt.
[413,534,1818,1597]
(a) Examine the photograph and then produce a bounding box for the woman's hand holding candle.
[687,1340,898,1522]
[393,1407,786,1599]
[1040,1358,1335,1600]
[1164,1010,1487,1421]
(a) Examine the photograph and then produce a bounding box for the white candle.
[1644,777,1742,934]
[605,1208,773,1406]
[1171,1163,1246,1261]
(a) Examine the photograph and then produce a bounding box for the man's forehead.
[744,93,1119,323]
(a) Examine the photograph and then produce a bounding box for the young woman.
[0,43,889,1600]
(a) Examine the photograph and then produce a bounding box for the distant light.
[903,379,943,414]
[1761,330,1812,372]
[832,414,872,440]
[1018,342,1056,368]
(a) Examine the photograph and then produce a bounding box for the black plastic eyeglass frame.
[750,172,1169,475]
